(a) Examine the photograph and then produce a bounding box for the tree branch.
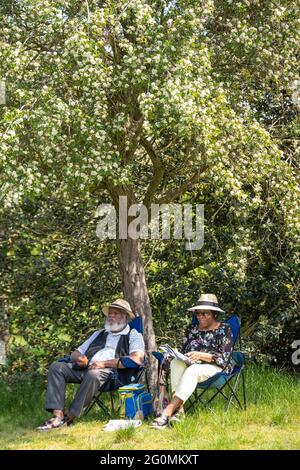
[141,137,165,208]
[122,115,144,165]
[157,166,207,204]
[177,261,212,277]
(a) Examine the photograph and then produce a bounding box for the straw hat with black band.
[102,298,136,320]
[188,293,225,314]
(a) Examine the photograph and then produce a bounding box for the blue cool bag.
[118,384,153,419]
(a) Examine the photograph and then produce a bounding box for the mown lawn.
[0,365,299,450]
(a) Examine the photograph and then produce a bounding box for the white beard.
[104,319,127,333]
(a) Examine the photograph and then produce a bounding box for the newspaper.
[159,344,201,364]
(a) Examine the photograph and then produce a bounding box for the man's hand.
[186,351,212,363]
[88,361,106,369]
[76,355,89,368]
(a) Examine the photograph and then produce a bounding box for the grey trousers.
[45,361,113,417]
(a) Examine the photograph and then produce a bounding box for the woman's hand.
[186,351,213,363]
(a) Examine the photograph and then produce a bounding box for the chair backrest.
[191,314,241,346]
[224,315,241,346]
[129,315,143,334]
[121,315,145,369]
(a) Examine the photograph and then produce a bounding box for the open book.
[159,344,202,365]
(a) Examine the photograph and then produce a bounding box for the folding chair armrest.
[120,356,145,369]
[217,350,245,374]
[232,351,245,367]
[215,348,236,374]
[57,354,71,363]
[152,351,164,365]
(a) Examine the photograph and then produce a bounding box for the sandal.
[169,408,185,424]
[151,415,169,429]
[36,415,66,431]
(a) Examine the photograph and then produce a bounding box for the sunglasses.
[195,311,212,317]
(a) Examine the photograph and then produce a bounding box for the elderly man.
[37,299,145,431]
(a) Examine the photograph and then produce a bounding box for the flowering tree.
[0,0,299,384]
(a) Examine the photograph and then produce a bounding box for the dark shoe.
[64,414,75,426]
[151,415,169,429]
[36,415,66,431]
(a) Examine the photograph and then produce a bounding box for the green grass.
[0,365,299,450]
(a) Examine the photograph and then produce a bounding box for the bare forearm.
[186,351,213,363]
[103,358,124,368]
[199,352,213,362]
[90,352,144,369]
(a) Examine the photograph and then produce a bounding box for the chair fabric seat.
[197,351,245,389]
[197,372,228,389]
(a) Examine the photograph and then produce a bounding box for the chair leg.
[186,371,246,414]
[83,391,112,419]
[226,377,243,411]
[205,378,234,406]
[110,392,115,413]
[241,369,247,410]
[185,390,217,415]
[185,387,211,413]
[83,397,97,416]
[94,396,113,418]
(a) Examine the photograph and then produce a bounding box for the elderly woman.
[152,294,234,429]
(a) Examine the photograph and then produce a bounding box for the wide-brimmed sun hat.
[188,293,225,314]
[102,298,136,320]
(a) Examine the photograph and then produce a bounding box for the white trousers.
[170,359,222,402]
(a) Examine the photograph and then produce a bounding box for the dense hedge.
[1,187,299,375]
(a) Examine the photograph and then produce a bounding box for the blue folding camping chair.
[185,315,246,413]
[58,316,147,419]
[153,315,246,414]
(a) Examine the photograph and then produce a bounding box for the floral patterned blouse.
[181,322,234,374]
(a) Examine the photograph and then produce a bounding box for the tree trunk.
[117,237,158,391]
[0,217,9,365]
[0,300,9,365]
